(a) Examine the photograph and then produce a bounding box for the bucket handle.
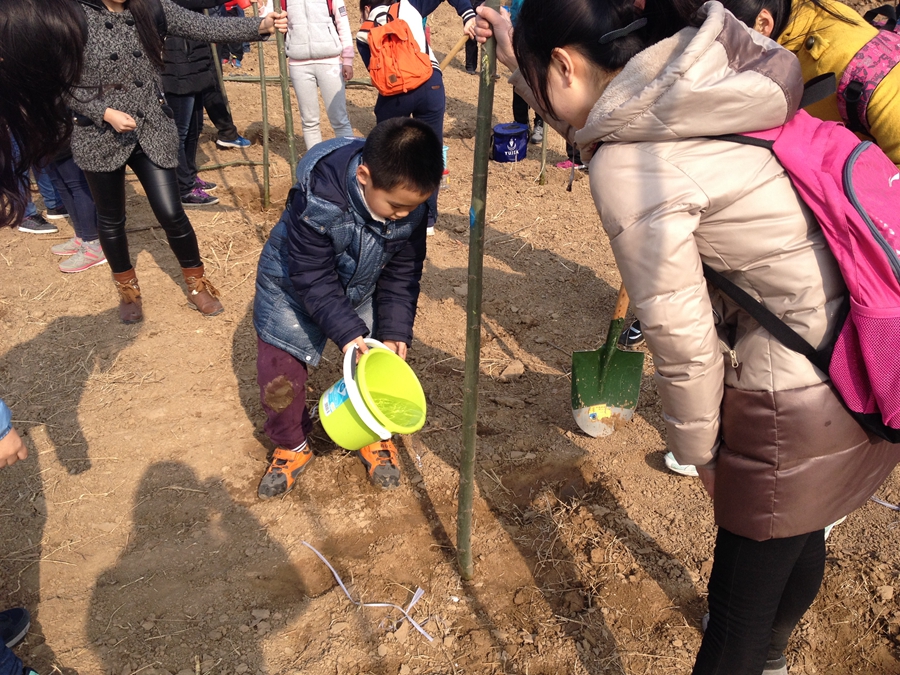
[343,338,392,441]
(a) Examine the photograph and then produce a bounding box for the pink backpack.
[703,109,900,442]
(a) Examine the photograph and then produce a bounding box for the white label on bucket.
[322,379,349,417]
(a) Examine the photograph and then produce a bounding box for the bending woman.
[69,0,287,323]
[477,1,897,673]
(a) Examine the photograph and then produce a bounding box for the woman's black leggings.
[692,527,826,674]
[83,145,201,274]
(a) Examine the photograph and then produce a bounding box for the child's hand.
[103,108,137,133]
[342,336,369,361]
[463,17,477,39]
[382,340,407,360]
[342,65,353,81]
[260,10,288,34]
[0,428,28,468]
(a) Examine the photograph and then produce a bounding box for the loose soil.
[2,5,900,675]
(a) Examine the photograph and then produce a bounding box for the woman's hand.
[697,465,715,501]
[342,65,353,81]
[463,17,477,40]
[103,108,137,133]
[474,5,516,72]
[382,340,408,360]
[0,428,28,468]
[260,10,288,34]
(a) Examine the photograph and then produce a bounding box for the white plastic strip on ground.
[870,495,900,511]
[300,540,434,641]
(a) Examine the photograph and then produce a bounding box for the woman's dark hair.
[360,0,377,16]
[513,0,690,120]
[128,0,166,71]
[718,0,792,39]
[0,0,87,229]
[362,117,444,195]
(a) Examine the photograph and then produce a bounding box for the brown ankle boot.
[112,269,143,324]
[182,265,223,316]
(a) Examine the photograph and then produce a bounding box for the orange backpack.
[362,3,433,96]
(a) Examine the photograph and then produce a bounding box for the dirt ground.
[3,5,900,675]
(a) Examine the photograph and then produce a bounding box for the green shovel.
[571,284,645,437]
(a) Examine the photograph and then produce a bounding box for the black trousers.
[167,91,205,196]
[692,527,826,674]
[512,91,542,126]
[83,146,202,274]
[203,78,239,143]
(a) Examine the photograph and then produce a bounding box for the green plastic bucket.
[319,339,427,450]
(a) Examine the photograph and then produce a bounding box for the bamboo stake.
[253,4,271,208]
[538,123,548,185]
[439,34,471,71]
[276,31,298,177]
[457,0,500,582]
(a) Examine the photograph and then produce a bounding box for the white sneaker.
[823,515,847,540]
[664,451,698,477]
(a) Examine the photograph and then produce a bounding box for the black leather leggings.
[83,145,201,274]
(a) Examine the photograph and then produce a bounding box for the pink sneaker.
[59,240,107,273]
[555,160,586,170]
[50,236,83,256]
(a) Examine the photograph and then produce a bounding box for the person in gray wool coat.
[68,0,287,324]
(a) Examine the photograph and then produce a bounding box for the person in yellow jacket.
[720,0,900,166]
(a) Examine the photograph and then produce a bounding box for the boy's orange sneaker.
[358,440,401,490]
[258,445,315,499]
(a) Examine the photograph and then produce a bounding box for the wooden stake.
[457,0,500,582]
[276,31,298,178]
[253,4,271,208]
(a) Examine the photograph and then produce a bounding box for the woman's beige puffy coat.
[518,2,897,540]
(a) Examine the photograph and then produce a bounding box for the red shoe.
[358,440,401,489]
[258,445,315,499]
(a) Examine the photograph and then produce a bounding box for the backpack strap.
[837,29,900,134]
[701,264,842,375]
[863,3,898,31]
[799,72,837,108]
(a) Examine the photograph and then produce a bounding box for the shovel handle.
[612,283,630,321]
[439,35,472,71]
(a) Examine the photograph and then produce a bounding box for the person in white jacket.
[285,0,356,149]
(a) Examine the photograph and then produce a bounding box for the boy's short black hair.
[361,118,444,196]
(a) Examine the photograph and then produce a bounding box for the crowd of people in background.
[2,0,900,672]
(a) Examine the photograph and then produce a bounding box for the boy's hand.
[382,340,407,360]
[103,108,137,133]
[342,336,369,362]
[0,429,28,468]
[463,18,477,40]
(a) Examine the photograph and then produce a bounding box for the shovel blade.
[571,345,645,438]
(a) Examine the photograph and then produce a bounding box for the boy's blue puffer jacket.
[253,137,428,367]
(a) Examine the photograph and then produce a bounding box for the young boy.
[253,117,443,499]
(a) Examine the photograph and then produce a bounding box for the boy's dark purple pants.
[256,337,313,449]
